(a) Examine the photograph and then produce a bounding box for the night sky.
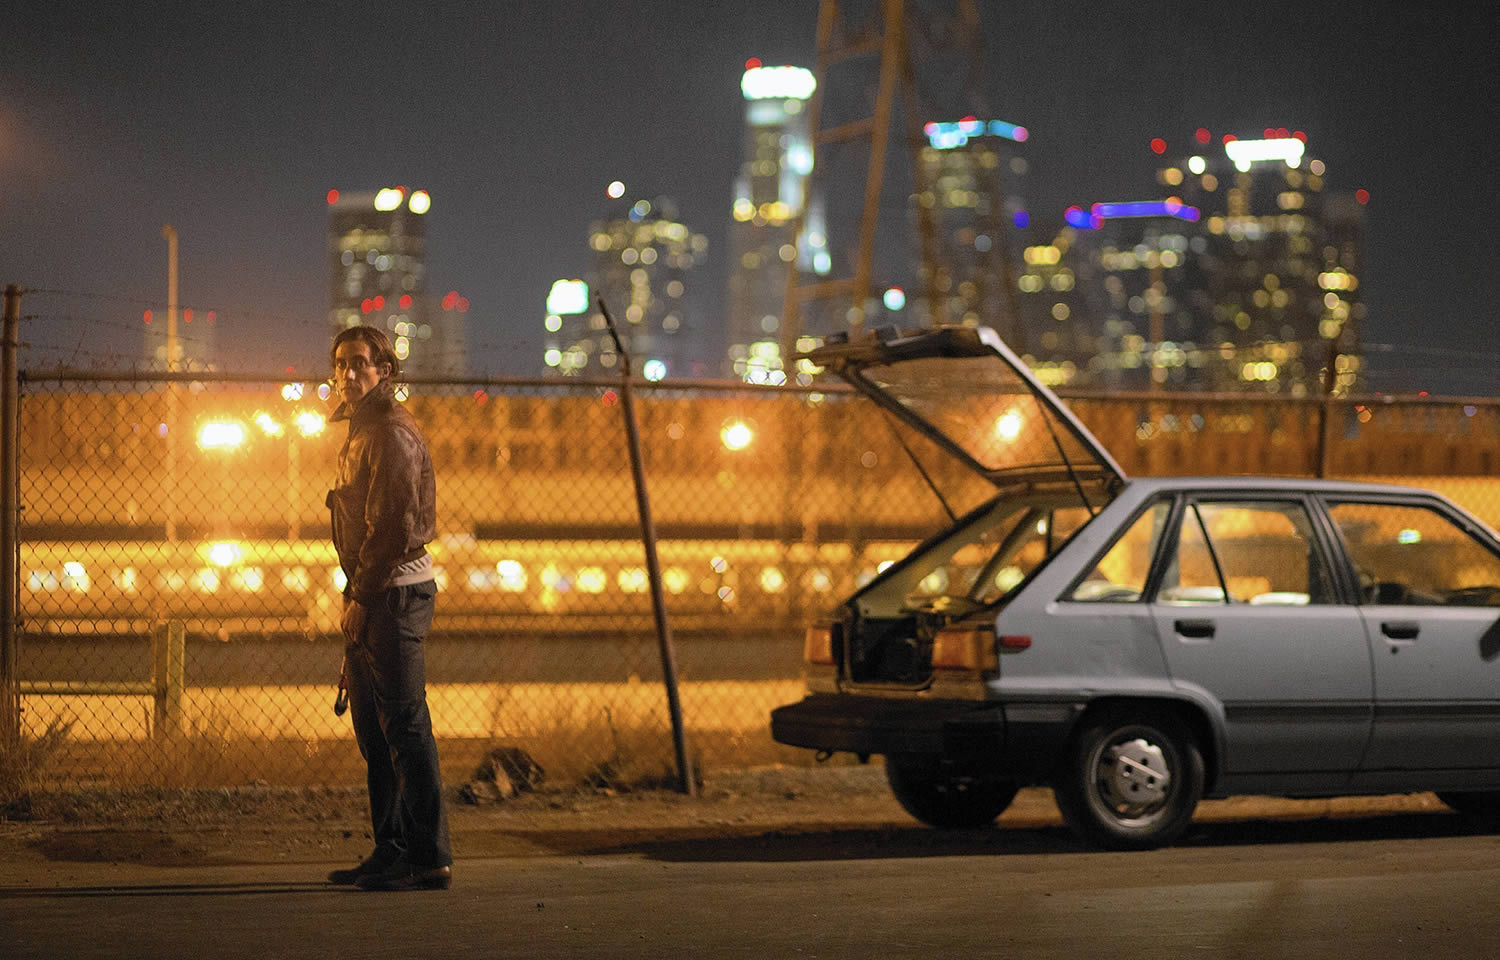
[3,1,1495,392]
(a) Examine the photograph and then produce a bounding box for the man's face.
[333,339,387,407]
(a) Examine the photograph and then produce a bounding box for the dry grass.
[20,726,804,794]
[1,695,814,825]
[0,719,74,818]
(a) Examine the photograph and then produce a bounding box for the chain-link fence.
[8,364,1500,792]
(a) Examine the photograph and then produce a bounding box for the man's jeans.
[346,580,452,868]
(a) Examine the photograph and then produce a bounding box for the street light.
[198,420,246,451]
[721,419,754,451]
[294,411,325,437]
[993,410,1023,442]
[253,412,284,437]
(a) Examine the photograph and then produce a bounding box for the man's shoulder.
[365,405,429,449]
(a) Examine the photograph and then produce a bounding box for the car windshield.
[854,489,1100,617]
[857,353,1106,482]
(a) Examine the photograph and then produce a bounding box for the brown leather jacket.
[326,380,437,606]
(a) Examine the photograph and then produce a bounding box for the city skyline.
[2,1,1495,393]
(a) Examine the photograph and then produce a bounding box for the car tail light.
[803,625,835,666]
[931,625,998,672]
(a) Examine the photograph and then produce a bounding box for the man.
[324,325,452,891]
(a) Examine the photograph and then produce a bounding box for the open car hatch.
[801,326,1128,490]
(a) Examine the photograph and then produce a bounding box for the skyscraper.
[1011,224,1109,388]
[911,117,1031,344]
[1024,130,1365,395]
[545,185,708,378]
[1063,199,1211,390]
[725,62,829,384]
[1157,130,1364,395]
[327,186,463,376]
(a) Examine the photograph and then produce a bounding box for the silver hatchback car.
[771,326,1500,849]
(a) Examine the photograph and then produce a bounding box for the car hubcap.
[1096,735,1171,818]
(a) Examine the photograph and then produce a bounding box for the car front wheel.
[1053,711,1204,851]
[884,755,1019,829]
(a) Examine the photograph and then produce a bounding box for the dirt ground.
[0,761,1460,871]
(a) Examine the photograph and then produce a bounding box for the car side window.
[1064,500,1170,602]
[1326,501,1500,606]
[1159,500,1335,605]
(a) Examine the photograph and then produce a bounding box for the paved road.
[5,813,1500,959]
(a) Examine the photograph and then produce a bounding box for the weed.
[0,718,74,820]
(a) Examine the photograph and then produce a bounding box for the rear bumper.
[771,694,1084,775]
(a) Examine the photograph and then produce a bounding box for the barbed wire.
[1362,342,1500,362]
[20,286,326,328]
[11,283,1499,389]
[25,312,220,345]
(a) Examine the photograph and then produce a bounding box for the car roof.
[1122,476,1443,497]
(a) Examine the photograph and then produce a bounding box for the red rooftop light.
[326,189,340,205]
[1149,137,1166,154]
[745,57,761,70]
[1293,130,1307,142]
[1195,127,1211,144]
[1222,134,1237,144]
[143,309,153,325]
[1355,189,1370,204]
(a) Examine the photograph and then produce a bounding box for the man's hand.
[342,598,368,649]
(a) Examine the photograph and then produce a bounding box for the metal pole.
[1,285,21,743]
[287,433,301,540]
[162,226,180,542]
[1315,327,1343,478]
[151,619,186,739]
[597,296,695,795]
[849,0,906,341]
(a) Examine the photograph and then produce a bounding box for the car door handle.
[1175,619,1216,639]
[1381,621,1420,640]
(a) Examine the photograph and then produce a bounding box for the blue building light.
[924,118,1029,150]
[987,120,1029,142]
[1064,205,1102,230]
[1090,199,1202,222]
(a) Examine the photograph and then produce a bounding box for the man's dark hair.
[330,324,400,379]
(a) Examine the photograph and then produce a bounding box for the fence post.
[151,619,185,739]
[598,296,695,796]
[1,285,20,745]
[1314,327,1346,478]
[1315,397,1334,479]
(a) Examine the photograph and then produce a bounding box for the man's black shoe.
[355,861,452,892]
[327,855,394,885]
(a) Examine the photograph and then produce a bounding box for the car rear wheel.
[1053,711,1204,851]
[884,755,1019,829]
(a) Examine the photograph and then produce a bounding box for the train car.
[18,536,927,639]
